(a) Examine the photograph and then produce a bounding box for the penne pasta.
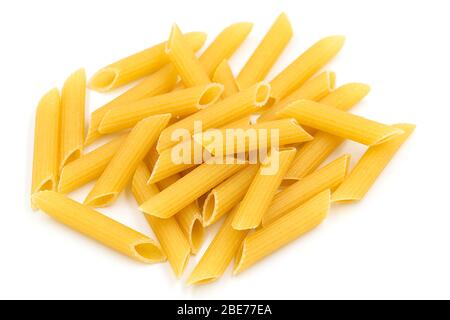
[234,189,330,274]
[332,123,415,203]
[270,36,345,101]
[98,83,223,134]
[84,114,171,207]
[199,23,253,77]
[89,32,206,92]
[156,175,204,254]
[58,136,126,194]
[32,191,165,263]
[258,71,335,122]
[60,69,86,170]
[203,165,259,226]
[156,82,271,152]
[278,99,404,146]
[31,88,60,202]
[262,154,350,225]
[195,118,313,156]
[85,65,179,146]
[187,207,248,285]
[132,163,191,277]
[285,83,371,180]
[166,24,211,87]
[237,13,292,89]
[140,161,246,219]
[232,148,297,230]
[212,60,239,98]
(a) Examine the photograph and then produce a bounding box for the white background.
[1,0,449,300]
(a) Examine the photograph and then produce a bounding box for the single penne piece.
[132,163,190,277]
[270,36,345,101]
[166,24,210,87]
[195,118,313,156]
[278,99,404,146]
[232,148,297,230]
[212,60,239,98]
[58,135,126,193]
[203,165,259,226]
[258,71,335,122]
[237,13,292,89]
[234,189,330,274]
[60,69,86,170]
[332,123,415,203]
[31,88,60,201]
[156,175,204,254]
[199,22,253,77]
[187,207,248,285]
[85,114,171,207]
[285,83,371,180]
[98,83,223,134]
[156,82,271,152]
[32,191,165,264]
[140,161,246,219]
[85,65,179,146]
[89,32,206,92]
[262,154,350,225]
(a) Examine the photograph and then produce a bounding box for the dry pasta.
[132,163,191,277]
[263,154,350,225]
[332,123,415,203]
[234,190,330,274]
[31,88,60,203]
[60,69,86,170]
[89,32,205,92]
[212,60,239,98]
[32,190,166,263]
[237,13,292,89]
[232,148,296,230]
[278,99,404,146]
[98,83,223,134]
[84,114,170,207]
[58,136,126,194]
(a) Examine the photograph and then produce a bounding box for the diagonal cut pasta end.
[88,67,119,92]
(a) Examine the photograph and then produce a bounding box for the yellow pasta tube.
[140,162,246,219]
[203,165,259,226]
[196,118,313,156]
[263,154,350,225]
[32,191,165,264]
[278,99,404,146]
[270,36,345,101]
[237,13,292,89]
[166,24,210,87]
[258,71,335,122]
[156,82,271,152]
[285,83,371,180]
[60,69,86,170]
[187,207,248,285]
[156,175,204,254]
[332,123,415,203]
[89,32,206,92]
[212,60,239,98]
[132,163,190,277]
[58,136,126,194]
[232,148,297,230]
[98,83,224,134]
[84,114,171,207]
[199,23,253,77]
[234,189,330,274]
[85,65,179,146]
[31,88,60,201]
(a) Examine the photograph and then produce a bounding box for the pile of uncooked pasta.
[31,13,414,284]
